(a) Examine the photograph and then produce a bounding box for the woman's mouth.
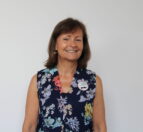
[65,50,78,53]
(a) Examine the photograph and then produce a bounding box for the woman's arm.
[93,75,107,132]
[22,74,39,132]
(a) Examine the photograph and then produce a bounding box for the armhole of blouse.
[94,72,96,87]
[36,73,38,92]
[93,72,96,99]
[92,71,96,84]
[36,71,40,92]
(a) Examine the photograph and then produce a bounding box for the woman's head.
[45,18,91,69]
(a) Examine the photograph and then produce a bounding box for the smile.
[65,50,78,53]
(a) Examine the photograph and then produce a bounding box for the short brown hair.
[44,18,91,69]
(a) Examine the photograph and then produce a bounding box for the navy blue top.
[36,67,96,132]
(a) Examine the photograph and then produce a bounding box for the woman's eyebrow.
[62,34,71,37]
[63,34,82,38]
[75,36,82,38]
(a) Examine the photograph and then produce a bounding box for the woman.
[22,18,107,132]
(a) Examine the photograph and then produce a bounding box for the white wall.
[0,0,143,131]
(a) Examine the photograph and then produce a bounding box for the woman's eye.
[76,39,82,41]
[63,38,69,40]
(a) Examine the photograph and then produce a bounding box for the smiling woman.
[45,18,91,69]
[22,18,107,132]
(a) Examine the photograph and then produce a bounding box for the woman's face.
[55,29,83,62]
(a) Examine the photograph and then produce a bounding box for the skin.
[22,29,107,132]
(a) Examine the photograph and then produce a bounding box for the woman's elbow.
[22,121,37,132]
[94,122,107,132]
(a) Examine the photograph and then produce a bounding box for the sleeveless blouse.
[36,67,96,132]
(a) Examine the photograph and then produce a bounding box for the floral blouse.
[36,67,96,132]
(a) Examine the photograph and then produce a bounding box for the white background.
[0,0,143,131]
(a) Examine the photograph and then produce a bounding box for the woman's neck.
[56,61,77,75]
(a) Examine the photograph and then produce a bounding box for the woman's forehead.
[61,29,83,36]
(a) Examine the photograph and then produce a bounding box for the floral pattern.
[57,96,72,120]
[83,103,93,125]
[44,116,63,129]
[36,67,96,132]
[53,75,62,91]
[66,117,80,131]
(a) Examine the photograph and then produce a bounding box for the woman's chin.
[58,55,80,62]
[64,57,79,62]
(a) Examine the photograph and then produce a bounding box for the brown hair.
[44,17,91,69]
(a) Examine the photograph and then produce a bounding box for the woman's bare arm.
[22,74,39,132]
[93,75,107,132]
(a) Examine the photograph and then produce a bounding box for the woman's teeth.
[65,50,77,53]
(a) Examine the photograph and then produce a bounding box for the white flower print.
[66,117,80,131]
[41,85,52,105]
[41,75,47,85]
[38,73,42,78]
[71,79,78,87]
[79,95,87,102]
[57,96,67,112]
[37,80,42,89]
[45,104,55,117]
[57,96,72,119]
[42,85,52,98]
[63,104,72,119]
[86,70,93,75]
[86,88,96,100]
[79,88,95,102]
[41,73,51,85]
[77,79,88,84]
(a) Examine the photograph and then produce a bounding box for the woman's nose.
[69,39,77,47]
